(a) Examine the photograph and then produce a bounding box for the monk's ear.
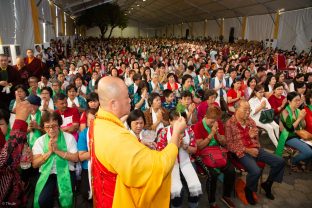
[110,99,117,111]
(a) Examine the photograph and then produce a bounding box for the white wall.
[86,20,155,38]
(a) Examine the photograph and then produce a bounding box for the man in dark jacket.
[0,54,19,110]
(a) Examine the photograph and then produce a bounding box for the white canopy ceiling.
[55,0,312,27]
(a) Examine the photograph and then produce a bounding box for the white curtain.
[0,0,34,56]
[206,20,220,40]
[277,8,312,52]
[0,1,15,45]
[224,17,242,42]
[192,21,204,38]
[245,14,274,41]
[16,0,34,55]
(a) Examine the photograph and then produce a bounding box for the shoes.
[221,196,236,208]
[244,186,256,205]
[261,182,275,200]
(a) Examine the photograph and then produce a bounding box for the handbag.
[199,146,228,168]
[295,129,312,140]
[259,109,274,124]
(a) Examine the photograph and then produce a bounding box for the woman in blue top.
[133,81,150,112]
[78,109,96,207]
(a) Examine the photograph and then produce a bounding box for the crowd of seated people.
[0,37,312,208]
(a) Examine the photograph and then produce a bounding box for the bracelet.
[63,152,68,159]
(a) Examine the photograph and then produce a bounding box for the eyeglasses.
[44,124,59,130]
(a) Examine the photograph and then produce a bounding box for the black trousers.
[206,164,235,203]
[38,171,75,208]
[78,169,93,207]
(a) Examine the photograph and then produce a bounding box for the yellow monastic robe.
[94,109,178,208]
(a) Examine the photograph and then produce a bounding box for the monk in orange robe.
[91,77,187,208]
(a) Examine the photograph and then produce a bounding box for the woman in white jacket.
[248,85,279,147]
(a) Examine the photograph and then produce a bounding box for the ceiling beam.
[71,0,113,14]
[64,0,94,10]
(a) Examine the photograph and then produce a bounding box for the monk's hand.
[172,117,187,135]
[15,101,32,121]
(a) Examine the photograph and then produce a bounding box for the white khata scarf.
[184,109,193,126]
[166,126,202,198]
[151,108,164,133]
[129,129,144,141]
[214,77,227,105]
[67,97,80,108]
[197,75,205,89]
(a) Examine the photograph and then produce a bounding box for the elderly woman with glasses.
[32,111,78,208]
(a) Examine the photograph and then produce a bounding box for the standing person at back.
[0,54,19,110]
[92,76,187,208]
[24,49,45,79]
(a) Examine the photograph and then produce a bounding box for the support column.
[60,10,65,36]
[30,0,42,43]
[180,23,183,38]
[241,16,247,39]
[273,12,280,39]
[49,1,56,37]
[204,20,207,37]
[220,18,224,37]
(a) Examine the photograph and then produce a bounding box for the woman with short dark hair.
[66,84,87,113]
[32,111,78,207]
[127,109,157,150]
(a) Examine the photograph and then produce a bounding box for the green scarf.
[5,125,11,141]
[53,89,65,97]
[202,119,219,146]
[183,86,194,94]
[202,118,221,173]
[28,87,41,95]
[308,105,312,112]
[26,109,42,149]
[34,131,73,208]
[275,105,300,156]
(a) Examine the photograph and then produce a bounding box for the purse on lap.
[259,109,274,124]
[199,146,228,168]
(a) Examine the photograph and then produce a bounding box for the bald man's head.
[98,77,131,118]
[16,57,25,68]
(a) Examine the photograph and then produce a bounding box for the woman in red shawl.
[0,101,32,206]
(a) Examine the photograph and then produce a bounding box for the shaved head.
[98,77,131,118]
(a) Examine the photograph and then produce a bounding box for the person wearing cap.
[26,94,43,149]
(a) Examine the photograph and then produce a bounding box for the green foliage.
[176,103,186,115]
[76,3,128,39]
